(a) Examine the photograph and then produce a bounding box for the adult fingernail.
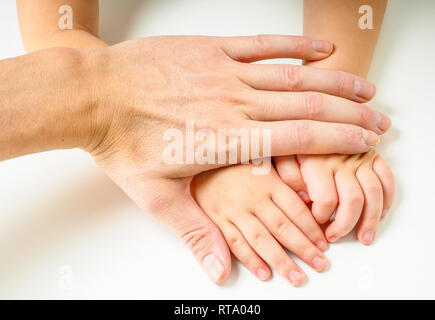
[363,231,375,243]
[257,268,269,280]
[362,129,380,147]
[312,40,332,54]
[375,111,392,132]
[202,253,224,283]
[316,240,327,251]
[354,79,375,100]
[312,256,327,271]
[288,269,304,286]
[298,191,310,203]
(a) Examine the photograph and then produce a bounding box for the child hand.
[275,151,394,245]
[191,164,328,286]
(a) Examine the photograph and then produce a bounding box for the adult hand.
[81,35,390,283]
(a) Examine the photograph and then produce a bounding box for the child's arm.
[17,0,107,52]
[303,0,387,77]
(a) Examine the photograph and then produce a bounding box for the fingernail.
[375,111,392,132]
[298,191,310,203]
[288,269,304,286]
[354,79,375,100]
[363,231,375,243]
[202,253,224,283]
[382,207,389,217]
[312,40,332,54]
[328,235,338,243]
[316,240,327,251]
[312,256,327,271]
[362,129,380,147]
[256,268,269,280]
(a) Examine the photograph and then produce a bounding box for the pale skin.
[13,0,391,285]
[195,0,394,284]
[275,0,394,243]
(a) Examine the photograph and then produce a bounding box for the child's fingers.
[356,164,383,245]
[325,169,364,242]
[299,161,338,224]
[217,219,271,281]
[274,155,310,203]
[372,155,395,218]
[272,185,327,251]
[254,202,328,272]
[230,213,306,286]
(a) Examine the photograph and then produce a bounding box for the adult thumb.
[135,178,232,284]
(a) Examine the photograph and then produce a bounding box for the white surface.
[0,0,434,299]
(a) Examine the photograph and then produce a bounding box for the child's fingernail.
[202,253,224,283]
[288,269,304,286]
[354,79,375,100]
[362,129,380,147]
[316,240,327,251]
[363,231,375,243]
[375,111,392,132]
[312,40,332,54]
[382,207,389,217]
[328,235,338,243]
[298,191,310,203]
[312,256,327,271]
[256,268,269,280]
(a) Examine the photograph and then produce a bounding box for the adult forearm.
[0,48,94,161]
[303,0,387,77]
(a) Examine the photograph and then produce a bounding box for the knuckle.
[275,221,292,237]
[252,231,270,248]
[347,192,364,207]
[366,182,382,195]
[253,34,271,52]
[282,65,302,91]
[292,201,308,219]
[290,36,308,53]
[180,225,211,254]
[302,93,324,119]
[339,124,363,146]
[359,104,374,126]
[335,71,349,96]
[229,235,245,251]
[292,121,313,149]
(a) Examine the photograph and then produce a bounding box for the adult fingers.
[218,35,332,63]
[372,155,395,218]
[250,120,380,157]
[237,64,376,102]
[356,163,383,245]
[325,170,364,242]
[242,91,390,134]
[274,156,310,203]
[254,202,328,272]
[230,213,306,286]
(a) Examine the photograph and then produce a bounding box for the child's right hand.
[192,163,328,286]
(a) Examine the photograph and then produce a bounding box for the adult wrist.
[0,47,97,160]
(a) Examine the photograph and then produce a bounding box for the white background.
[0,0,434,299]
